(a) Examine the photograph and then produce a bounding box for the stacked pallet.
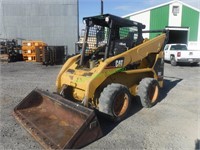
[22,41,47,62]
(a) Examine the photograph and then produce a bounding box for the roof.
[83,14,145,28]
[123,0,200,18]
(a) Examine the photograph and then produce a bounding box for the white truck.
[164,43,200,66]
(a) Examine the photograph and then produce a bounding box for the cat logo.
[115,58,124,67]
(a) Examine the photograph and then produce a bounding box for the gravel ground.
[0,61,200,149]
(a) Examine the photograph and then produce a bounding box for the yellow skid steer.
[13,14,168,149]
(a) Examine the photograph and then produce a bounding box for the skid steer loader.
[13,14,168,149]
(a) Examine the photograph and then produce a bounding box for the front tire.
[138,78,159,108]
[99,83,131,121]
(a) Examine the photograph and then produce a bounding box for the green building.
[123,0,200,50]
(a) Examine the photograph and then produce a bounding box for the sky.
[79,0,200,31]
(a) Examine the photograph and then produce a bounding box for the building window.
[172,6,179,16]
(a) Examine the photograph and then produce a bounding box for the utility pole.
[101,0,103,15]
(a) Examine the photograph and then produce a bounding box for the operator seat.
[113,31,135,55]
[124,32,135,49]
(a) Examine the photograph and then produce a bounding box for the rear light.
[177,52,181,57]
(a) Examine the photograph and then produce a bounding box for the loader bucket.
[13,89,103,149]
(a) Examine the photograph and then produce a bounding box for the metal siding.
[181,6,199,41]
[150,5,169,38]
[0,0,78,54]
[3,0,76,5]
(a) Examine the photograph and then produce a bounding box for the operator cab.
[79,14,146,67]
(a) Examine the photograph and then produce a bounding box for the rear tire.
[170,56,177,66]
[138,78,159,108]
[99,83,131,121]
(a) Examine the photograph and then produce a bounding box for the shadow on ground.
[159,76,183,101]
[165,62,199,67]
[97,99,142,136]
[178,63,199,67]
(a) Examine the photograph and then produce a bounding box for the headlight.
[27,50,31,53]
[27,43,31,46]
[105,17,109,22]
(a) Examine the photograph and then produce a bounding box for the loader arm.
[113,33,166,66]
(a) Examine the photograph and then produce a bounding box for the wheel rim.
[113,92,129,117]
[148,84,159,103]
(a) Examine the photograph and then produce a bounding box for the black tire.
[170,56,177,66]
[138,78,159,108]
[99,83,131,121]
